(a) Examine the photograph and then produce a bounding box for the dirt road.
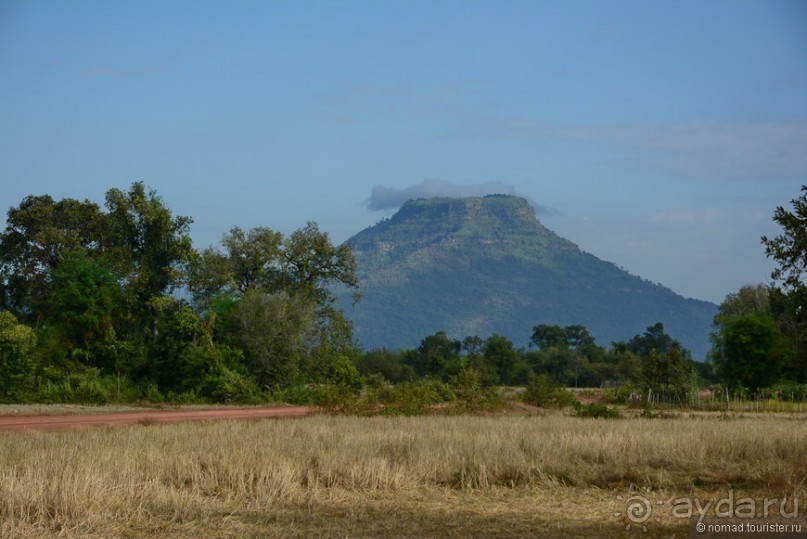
[0,406,310,432]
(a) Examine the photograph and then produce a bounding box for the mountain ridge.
[339,195,717,358]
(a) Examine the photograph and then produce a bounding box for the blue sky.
[1,0,806,304]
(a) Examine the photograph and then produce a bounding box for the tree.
[483,334,520,385]
[49,253,123,371]
[714,283,771,323]
[188,223,360,388]
[356,349,414,383]
[189,226,283,304]
[761,186,807,381]
[762,185,807,296]
[233,290,318,387]
[530,324,568,350]
[0,182,192,344]
[563,324,595,349]
[462,335,484,357]
[711,311,787,391]
[408,331,461,378]
[626,323,682,357]
[530,324,597,352]
[103,182,194,337]
[0,195,103,320]
[642,344,695,400]
[0,311,37,400]
[281,221,359,305]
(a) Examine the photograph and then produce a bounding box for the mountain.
[338,195,717,359]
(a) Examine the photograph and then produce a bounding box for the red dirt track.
[0,406,310,432]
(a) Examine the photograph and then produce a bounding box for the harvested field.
[1,413,806,537]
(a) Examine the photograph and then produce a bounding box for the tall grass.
[1,413,806,537]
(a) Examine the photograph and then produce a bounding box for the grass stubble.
[0,412,805,538]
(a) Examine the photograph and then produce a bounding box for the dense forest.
[0,182,804,405]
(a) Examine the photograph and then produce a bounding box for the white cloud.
[366,179,519,210]
[365,179,558,215]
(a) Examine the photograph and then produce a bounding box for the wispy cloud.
[365,179,557,215]
[313,79,491,126]
[82,65,173,78]
[465,117,807,183]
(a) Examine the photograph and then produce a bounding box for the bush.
[34,368,113,404]
[450,367,506,413]
[325,356,363,393]
[0,311,37,402]
[200,367,261,404]
[572,402,621,419]
[312,384,358,409]
[764,382,807,401]
[375,380,451,416]
[270,384,319,405]
[521,374,577,408]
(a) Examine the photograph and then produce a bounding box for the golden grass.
[1,413,806,538]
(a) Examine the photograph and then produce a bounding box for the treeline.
[0,182,805,405]
[0,182,360,404]
[358,322,709,398]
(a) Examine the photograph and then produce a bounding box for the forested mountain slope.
[339,195,716,358]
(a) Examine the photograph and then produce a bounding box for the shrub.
[450,367,506,413]
[604,384,639,404]
[572,402,621,419]
[521,374,577,408]
[200,368,261,404]
[380,380,450,416]
[325,356,363,393]
[0,311,37,402]
[311,384,358,409]
[270,384,319,405]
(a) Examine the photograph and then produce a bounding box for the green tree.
[714,283,771,322]
[189,226,283,304]
[232,290,318,387]
[483,334,520,385]
[761,186,807,381]
[103,182,194,337]
[324,356,362,393]
[188,223,360,387]
[49,254,123,371]
[530,324,597,352]
[563,324,595,349]
[0,311,37,400]
[0,195,103,320]
[627,322,681,357]
[530,324,568,350]
[356,349,414,383]
[642,344,695,400]
[521,373,577,408]
[462,335,484,357]
[711,311,787,391]
[762,185,807,295]
[408,331,461,378]
[50,255,120,343]
[281,221,359,305]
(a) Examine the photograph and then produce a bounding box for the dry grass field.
[1,412,806,538]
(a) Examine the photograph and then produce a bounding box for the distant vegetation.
[0,183,804,405]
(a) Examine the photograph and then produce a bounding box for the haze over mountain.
[339,195,717,359]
